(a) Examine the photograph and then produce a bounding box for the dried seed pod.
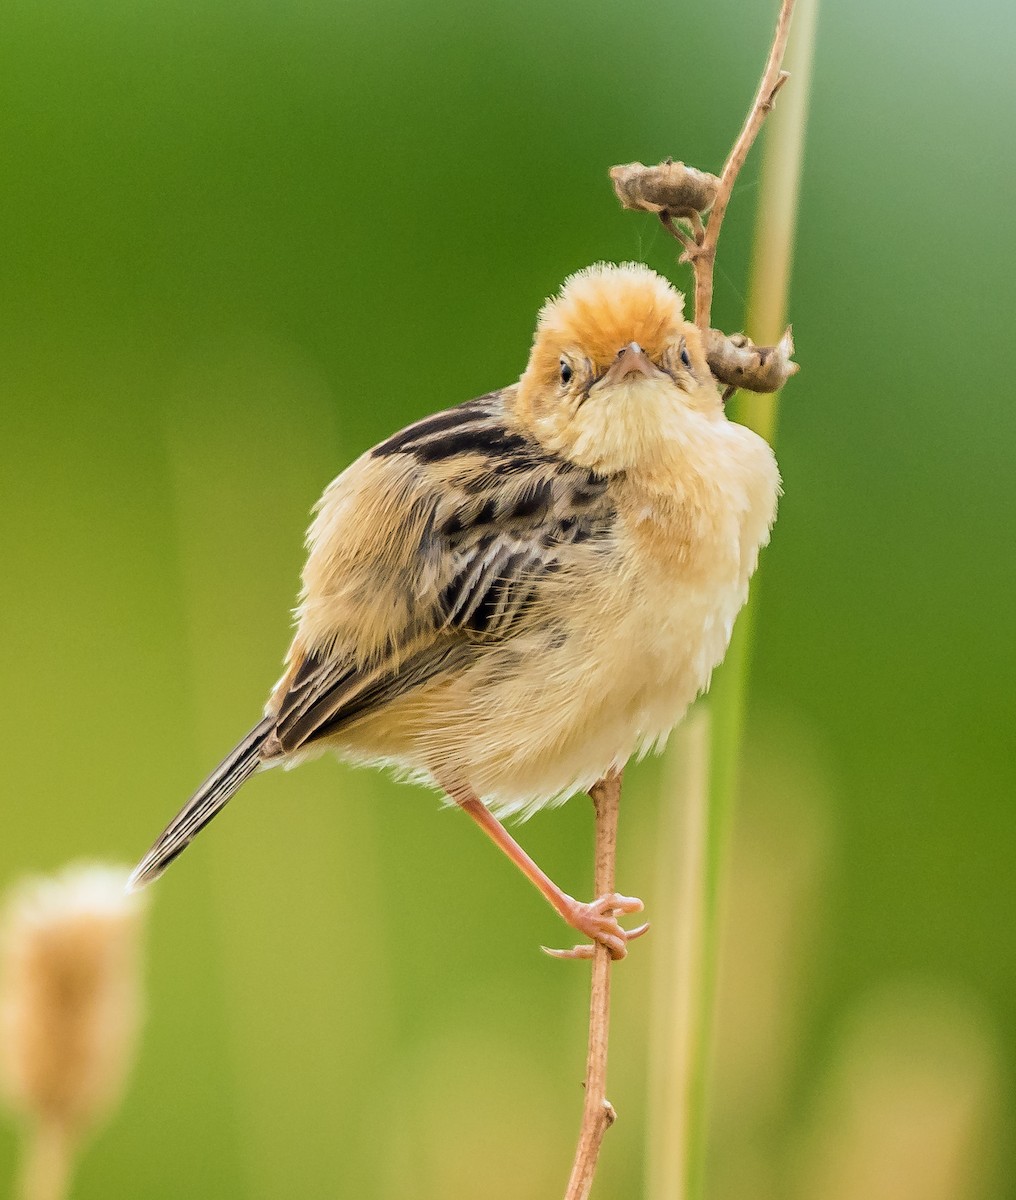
[609,160,720,217]
[705,326,799,394]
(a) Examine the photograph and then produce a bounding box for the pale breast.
[470,417,778,813]
[332,414,779,817]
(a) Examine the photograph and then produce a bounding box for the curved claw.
[542,922,650,961]
[543,889,651,960]
[542,943,594,960]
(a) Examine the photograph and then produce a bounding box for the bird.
[129,261,781,959]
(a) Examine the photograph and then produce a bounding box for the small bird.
[130,262,781,958]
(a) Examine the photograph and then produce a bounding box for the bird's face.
[516,262,723,475]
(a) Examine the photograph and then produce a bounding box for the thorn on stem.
[764,70,791,110]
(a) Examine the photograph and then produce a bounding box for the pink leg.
[446,783,649,960]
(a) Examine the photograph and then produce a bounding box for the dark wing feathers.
[438,536,551,637]
[370,393,503,459]
[270,393,615,754]
[131,394,616,885]
[273,640,469,753]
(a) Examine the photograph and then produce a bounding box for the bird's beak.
[597,342,667,389]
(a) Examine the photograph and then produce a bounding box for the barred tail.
[128,717,275,891]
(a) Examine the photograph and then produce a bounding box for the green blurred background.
[2,0,1014,1196]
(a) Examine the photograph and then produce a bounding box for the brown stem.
[693,0,796,329]
[563,772,622,1200]
[659,211,698,255]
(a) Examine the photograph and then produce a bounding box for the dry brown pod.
[705,326,799,394]
[609,159,720,217]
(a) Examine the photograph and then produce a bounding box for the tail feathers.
[128,717,275,891]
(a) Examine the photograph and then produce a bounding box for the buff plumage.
[130,262,780,954]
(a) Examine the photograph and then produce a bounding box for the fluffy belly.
[334,559,746,818]
[320,412,778,814]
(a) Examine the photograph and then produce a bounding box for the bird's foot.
[542,893,649,961]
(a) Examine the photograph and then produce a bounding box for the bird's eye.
[559,359,573,386]
[680,345,691,369]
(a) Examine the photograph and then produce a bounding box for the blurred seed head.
[0,863,146,1137]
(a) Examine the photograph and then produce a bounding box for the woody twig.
[562,774,623,1200]
[609,0,799,398]
[562,5,802,1199]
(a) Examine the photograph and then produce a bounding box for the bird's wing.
[267,389,616,754]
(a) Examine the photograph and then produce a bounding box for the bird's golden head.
[515,262,723,474]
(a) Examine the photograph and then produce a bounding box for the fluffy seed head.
[0,863,146,1135]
